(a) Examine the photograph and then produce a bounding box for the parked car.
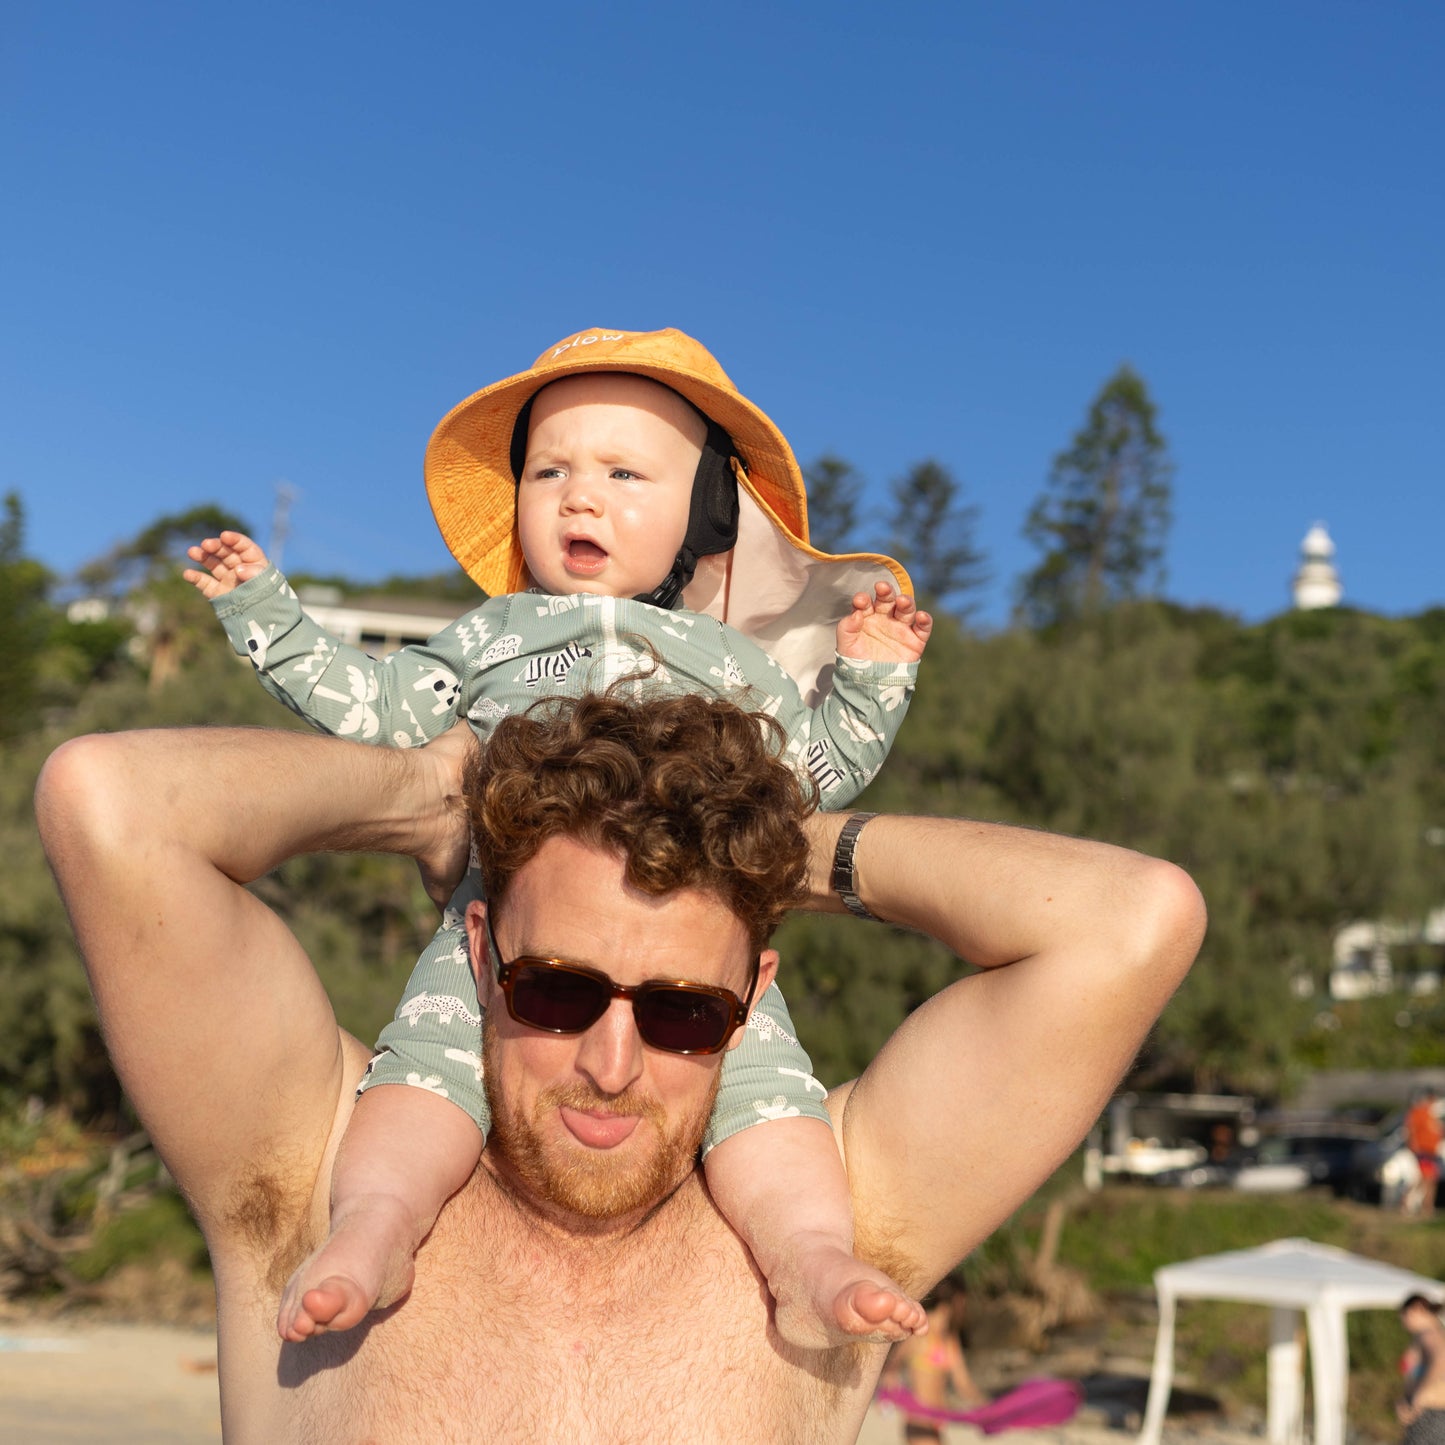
[1237,1133,1364,1195]
[1151,1157,1240,1189]
[1343,1114,1420,1206]
[1153,1129,1374,1195]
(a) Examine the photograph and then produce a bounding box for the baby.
[185,327,933,1350]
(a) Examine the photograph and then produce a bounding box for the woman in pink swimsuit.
[883,1276,985,1443]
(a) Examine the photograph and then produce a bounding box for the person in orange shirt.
[1404,1089,1442,1219]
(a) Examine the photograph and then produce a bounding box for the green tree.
[77,504,250,691]
[886,460,988,617]
[801,454,862,554]
[0,494,53,740]
[290,567,481,604]
[1018,365,1174,627]
[75,503,249,600]
[367,568,481,604]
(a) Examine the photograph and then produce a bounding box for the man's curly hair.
[464,691,817,948]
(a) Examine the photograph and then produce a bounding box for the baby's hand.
[183,530,270,600]
[836,582,933,664]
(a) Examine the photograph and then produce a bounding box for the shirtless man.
[35,693,1205,1443]
[1399,1295,1445,1445]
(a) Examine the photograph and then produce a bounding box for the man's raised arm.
[34,726,469,1235]
[809,812,1206,1296]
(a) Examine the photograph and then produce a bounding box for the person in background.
[883,1275,986,1443]
[1398,1294,1445,1445]
[1403,1089,1442,1220]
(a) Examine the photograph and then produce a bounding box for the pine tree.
[77,503,250,691]
[1018,366,1174,627]
[802,454,862,554]
[887,460,988,617]
[0,494,52,740]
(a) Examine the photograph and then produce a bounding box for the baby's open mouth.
[566,540,607,563]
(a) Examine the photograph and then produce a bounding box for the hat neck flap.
[684,491,903,707]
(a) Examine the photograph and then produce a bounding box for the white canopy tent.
[1138,1238,1441,1445]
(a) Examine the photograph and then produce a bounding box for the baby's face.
[516,374,703,599]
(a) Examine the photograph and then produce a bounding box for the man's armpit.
[855,1218,931,1300]
[836,1080,937,1299]
[222,1162,315,1295]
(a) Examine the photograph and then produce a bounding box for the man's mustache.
[536,1080,665,1127]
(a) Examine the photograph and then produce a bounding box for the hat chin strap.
[634,552,695,612]
[632,425,741,610]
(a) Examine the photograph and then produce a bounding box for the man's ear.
[463,899,493,1002]
[728,948,780,1051]
[755,947,780,1002]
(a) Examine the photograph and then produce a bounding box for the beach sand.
[0,1320,221,1443]
[0,1319,1260,1444]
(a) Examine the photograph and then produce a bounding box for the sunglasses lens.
[636,988,735,1053]
[511,964,609,1032]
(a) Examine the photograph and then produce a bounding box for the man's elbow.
[1127,857,1207,992]
[35,734,135,878]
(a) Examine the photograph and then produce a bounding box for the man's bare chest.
[227,1178,880,1444]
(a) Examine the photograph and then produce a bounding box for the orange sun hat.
[424,327,912,701]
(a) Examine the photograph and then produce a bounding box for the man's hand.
[413,722,476,910]
[836,582,933,664]
[183,529,270,599]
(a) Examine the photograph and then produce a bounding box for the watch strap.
[831,812,879,920]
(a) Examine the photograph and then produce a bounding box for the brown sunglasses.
[484,911,759,1055]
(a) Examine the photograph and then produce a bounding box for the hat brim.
[423,330,915,701]
[426,351,811,598]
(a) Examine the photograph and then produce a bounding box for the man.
[36,693,1204,1443]
[1399,1294,1445,1445]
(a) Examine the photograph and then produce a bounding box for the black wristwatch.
[830,812,879,920]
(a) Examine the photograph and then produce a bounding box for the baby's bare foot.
[276,1195,419,1343]
[833,1277,928,1341]
[771,1242,927,1349]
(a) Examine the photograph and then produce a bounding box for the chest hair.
[253,1170,879,1444]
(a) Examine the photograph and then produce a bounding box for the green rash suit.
[213,567,916,1150]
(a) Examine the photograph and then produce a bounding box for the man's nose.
[575,998,645,1096]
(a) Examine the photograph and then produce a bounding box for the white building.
[1293,523,1342,610]
[1328,912,1444,1000]
[1329,920,1395,999]
[295,585,461,655]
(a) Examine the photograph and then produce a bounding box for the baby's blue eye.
[611,469,638,481]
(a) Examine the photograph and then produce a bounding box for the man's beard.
[483,1012,722,1220]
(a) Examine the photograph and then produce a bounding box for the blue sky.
[4,2,1441,627]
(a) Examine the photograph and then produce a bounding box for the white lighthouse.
[1293,523,1342,610]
